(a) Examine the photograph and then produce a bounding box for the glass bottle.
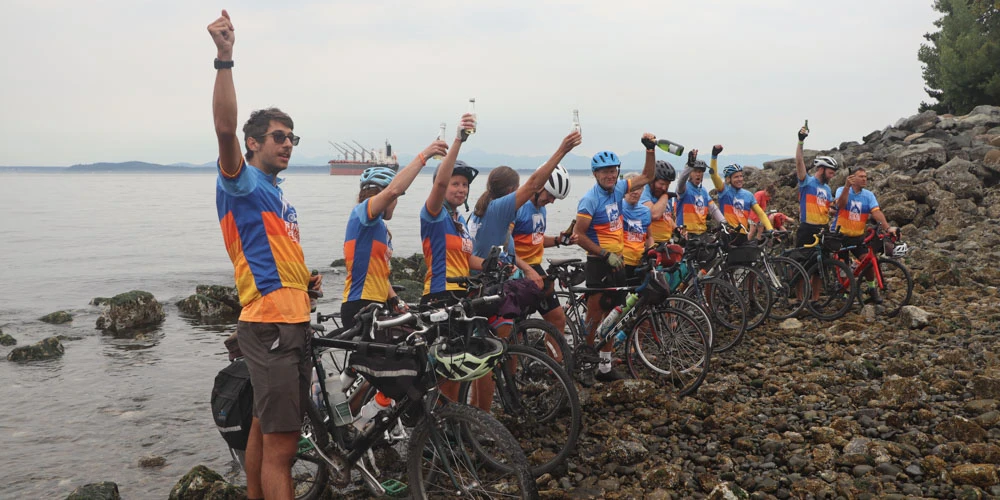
[572,109,581,134]
[656,138,685,156]
[432,122,446,159]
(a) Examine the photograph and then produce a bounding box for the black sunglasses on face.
[258,130,300,146]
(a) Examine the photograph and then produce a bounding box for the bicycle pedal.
[381,478,409,497]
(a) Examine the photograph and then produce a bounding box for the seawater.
[0,170,587,498]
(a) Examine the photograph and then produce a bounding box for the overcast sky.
[0,1,940,166]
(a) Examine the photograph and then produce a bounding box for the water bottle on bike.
[354,391,393,433]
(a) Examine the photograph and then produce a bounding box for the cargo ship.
[328,140,399,175]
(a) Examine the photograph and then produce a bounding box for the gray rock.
[853,464,874,477]
[66,482,121,500]
[895,110,938,133]
[176,294,237,323]
[138,455,166,468]
[899,305,931,328]
[168,465,244,500]
[95,291,165,334]
[7,337,64,362]
[887,142,947,171]
[0,332,15,346]
[971,377,1000,399]
[194,284,241,310]
[603,440,649,466]
[779,318,803,330]
[40,310,73,324]
[934,157,984,200]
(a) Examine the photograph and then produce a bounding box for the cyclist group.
[208,10,900,498]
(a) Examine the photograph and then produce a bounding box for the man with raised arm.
[833,165,896,303]
[675,148,726,237]
[209,10,319,500]
[706,145,773,235]
[794,124,838,247]
[572,134,656,385]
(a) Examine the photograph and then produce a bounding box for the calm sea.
[0,170,586,498]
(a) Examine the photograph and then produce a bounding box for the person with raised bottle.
[639,159,678,244]
[572,134,657,385]
[675,148,726,237]
[706,144,774,237]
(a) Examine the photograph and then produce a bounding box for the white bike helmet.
[430,336,505,382]
[812,156,839,170]
[890,241,908,257]
[544,164,572,200]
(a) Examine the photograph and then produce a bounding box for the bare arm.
[646,193,670,220]
[369,140,447,217]
[835,182,851,210]
[425,115,475,217]
[573,215,604,256]
[870,208,892,232]
[795,126,809,182]
[515,131,581,208]
[208,10,242,177]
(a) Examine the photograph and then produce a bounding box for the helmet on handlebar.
[430,336,504,382]
[889,241,908,257]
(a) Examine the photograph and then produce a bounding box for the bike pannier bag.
[211,358,254,451]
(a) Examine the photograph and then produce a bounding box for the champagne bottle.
[572,109,581,134]
[559,219,576,246]
[432,122,446,160]
[656,138,685,156]
[804,119,809,133]
[462,98,477,141]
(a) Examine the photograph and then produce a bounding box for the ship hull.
[329,162,399,175]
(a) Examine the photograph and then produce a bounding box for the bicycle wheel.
[869,257,913,318]
[554,291,587,346]
[650,295,714,348]
[626,307,710,397]
[806,257,857,321]
[509,318,574,374]
[684,277,748,353]
[458,344,581,476]
[765,256,810,320]
[293,401,331,500]
[407,403,538,499]
[719,264,772,331]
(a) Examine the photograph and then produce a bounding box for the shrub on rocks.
[7,337,64,362]
[94,291,164,334]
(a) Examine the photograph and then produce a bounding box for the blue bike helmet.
[360,166,396,190]
[591,151,621,171]
[722,163,743,179]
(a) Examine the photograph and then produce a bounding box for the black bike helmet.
[433,160,479,184]
[654,160,676,182]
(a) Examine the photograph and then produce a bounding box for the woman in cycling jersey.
[420,114,481,308]
[340,140,449,328]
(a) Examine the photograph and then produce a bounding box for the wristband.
[417,152,427,166]
[797,140,804,145]
[646,149,655,153]
[214,58,234,70]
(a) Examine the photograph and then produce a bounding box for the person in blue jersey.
[208,11,322,500]
[706,145,773,235]
[794,125,837,247]
[467,130,582,289]
[622,173,657,283]
[420,115,480,308]
[675,148,726,237]
[833,166,896,303]
[640,160,678,244]
[572,133,657,384]
[340,139,448,328]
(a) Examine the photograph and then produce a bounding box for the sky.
[0,0,941,167]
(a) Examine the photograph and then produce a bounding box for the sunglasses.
[258,130,300,146]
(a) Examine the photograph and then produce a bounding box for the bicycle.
[783,228,858,321]
[674,234,750,353]
[749,230,812,320]
[833,227,913,317]
[297,301,538,499]
[698,225,774,332]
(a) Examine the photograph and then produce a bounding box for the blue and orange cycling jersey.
[675,180,711,235]
[216,159,310,323]
[343,199,392,303]
[639,185,675,243]
[420,205,474,295]
[577,179,631,254]
[512,201,547,266]
[622,201,651,266]
[717,185,759,229]
[798,176,833,226]
[468,192,517,261]
[833,187,880,237]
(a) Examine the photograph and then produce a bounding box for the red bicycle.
[833,227,913,317]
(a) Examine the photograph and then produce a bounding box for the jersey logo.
[531,213,545,245]
[280,193,301,243]
[605,203,622,232]
[625,218,644,241]
[849,200,863,221]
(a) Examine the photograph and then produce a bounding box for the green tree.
[918,0,1000,114]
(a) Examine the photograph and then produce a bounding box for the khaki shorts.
[237,321,311,434]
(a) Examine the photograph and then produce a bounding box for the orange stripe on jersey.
[513,233,544,266]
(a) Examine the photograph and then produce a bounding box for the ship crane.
[341,143,362,161]
[352,140,374,163]
[328,141,351,161]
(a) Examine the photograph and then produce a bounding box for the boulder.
[895,110,939,133]
[168,465,245,500]
[887,143,947,171]
[95,291,165,334]
[176,294,237,323]
[971,376,1000,399]
[7,337,64,362]
[194,285,241,310]
[602,378,658,404]
[602,439,649,466]
[0,331,15,346]
[899,305,931,329]
[881,200,918,226]
[934,157,984,200]
[949,464,999,488]
[65,482,121,500]
[40,311,73,324]
[935,416,988,442]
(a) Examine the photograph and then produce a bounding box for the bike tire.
[554,290,587,346]
[684,277,748,353]
[406,403,539,499]
[765,256,810,320]
[510,317,574,375]
[626,307,711,397]
[867,257,913,318]
[293,401,331,500]
[457,343,582,476]
[720,264,773,331]
[650,295,715,348]
[806,257,857,321]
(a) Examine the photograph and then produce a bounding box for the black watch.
[214,58,234,70]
